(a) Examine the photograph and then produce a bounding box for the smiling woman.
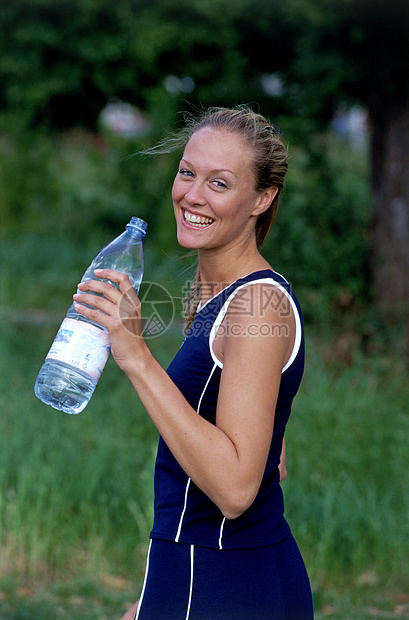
[73,105,313,620]
[169,108,287,329]
[172,127,277,258]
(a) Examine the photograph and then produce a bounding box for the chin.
[176,230,193,248]
[177,237,202,250]
[176,227,203,250]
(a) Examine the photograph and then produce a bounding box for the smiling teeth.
[184,211,214,227]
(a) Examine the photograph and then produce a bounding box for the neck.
[197,242,271,302]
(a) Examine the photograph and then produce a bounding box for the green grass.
[0,314,184,576]
[1,577,409,620]
[0,574,139,619]
[284,340,409,585]
[1,315,409,617]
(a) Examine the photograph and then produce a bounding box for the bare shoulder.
[227,281,294,325]
[213,281,295,367]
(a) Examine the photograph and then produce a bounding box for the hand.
[73,268,148,372]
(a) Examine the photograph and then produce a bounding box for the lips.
[183,209,214,228]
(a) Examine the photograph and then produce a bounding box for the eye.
[212,179,228,189]
[179,168,194,178]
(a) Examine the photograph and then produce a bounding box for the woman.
[73,106,314,619]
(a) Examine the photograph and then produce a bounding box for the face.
[172,127,274,253]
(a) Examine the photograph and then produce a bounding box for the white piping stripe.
[175,363,217,543]
[134,539,152,619]
[175,477,191,542]
[218,517,226,550]
[197,362,217,414]
[281,291,301,372]
[209,278,302,373]
[185,544,194,620]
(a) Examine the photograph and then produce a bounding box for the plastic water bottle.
[34,216,148,414]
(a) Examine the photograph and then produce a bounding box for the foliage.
[265,128,371,323]
[0,0,247,131]
[0,0,135,129]
[3,0,408,134]
[0,120,371,327]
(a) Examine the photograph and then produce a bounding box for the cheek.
[171,177,184,204]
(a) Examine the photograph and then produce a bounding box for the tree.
[311,0,409,346]
[235,0,409,345]
[352,0,409,342]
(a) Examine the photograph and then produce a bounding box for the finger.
[73,293,142,338]
[93,269,140,304]
[77,281,140,319]
[93,268,132,287]
[73,291,112,314]
[77,279,122,303]
[118,276,141,306]
[73,299,111,329]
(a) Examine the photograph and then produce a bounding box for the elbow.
[219,486,257,521]
[221,505,244,521]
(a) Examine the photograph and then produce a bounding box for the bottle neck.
[126,216,147,237]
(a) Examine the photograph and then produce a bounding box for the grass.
[1,577,409,620]
[2,314,408,618]
[0,574,138,620]
[284,340,409,584]
[0,315,181,576]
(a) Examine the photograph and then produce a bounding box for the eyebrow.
[180,158,236,176]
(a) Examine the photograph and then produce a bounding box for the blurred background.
[1,0,408,618]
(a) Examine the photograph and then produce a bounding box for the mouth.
[183,209,214,228]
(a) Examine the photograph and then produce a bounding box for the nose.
[185,180,207,206]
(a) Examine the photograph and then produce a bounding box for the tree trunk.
[370,99,409,342]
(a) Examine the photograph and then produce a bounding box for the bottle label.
[46,318,111,381]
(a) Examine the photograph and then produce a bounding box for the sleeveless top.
[150,269,305,550]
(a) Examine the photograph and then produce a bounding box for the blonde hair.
[153,105,288,330]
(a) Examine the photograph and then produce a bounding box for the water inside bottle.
[35,360,97,414]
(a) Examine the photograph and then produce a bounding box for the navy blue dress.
[135,270,314,619]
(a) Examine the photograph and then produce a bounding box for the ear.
[252,186,279,216]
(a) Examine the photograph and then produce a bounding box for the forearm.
[125,347,247,517]
[71,272,280,519]
[72,272,244,513]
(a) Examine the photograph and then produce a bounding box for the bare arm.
[74,272,294,519]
